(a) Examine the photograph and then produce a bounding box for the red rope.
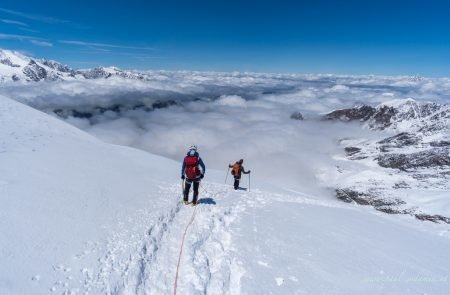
[173,204,198,295]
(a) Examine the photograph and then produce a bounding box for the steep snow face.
[0,95,181,294]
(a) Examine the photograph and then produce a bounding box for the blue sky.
[1,0,450,76]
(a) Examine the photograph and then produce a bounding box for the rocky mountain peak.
[323,99,450,134]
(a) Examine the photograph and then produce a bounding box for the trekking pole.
[248,173,251,192]
[225,167,230,184]
[181,179,185,197]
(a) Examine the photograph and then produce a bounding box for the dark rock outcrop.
[393,181,410,189]
[40,59,74,74]
[368,105,397,129]
[290,112,304,120]
[323,105,397,129]
[430,140,450,147]
[378,132,420,147]
[22,60,48,81]
[81,67,113,79]
[377,148,450,170]
[415,214,450,224]
[152,100,178,110]
[336,188,450,224]
[378,132,421,153]
[344,147,361,156]
[323,105,376,122]
[336,188,407,214]
[0,57,20,67]
[52,100,179,121]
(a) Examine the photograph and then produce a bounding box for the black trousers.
[184,178,200,203]
[233,177,240,190]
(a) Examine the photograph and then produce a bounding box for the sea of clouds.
[2,72,450,194]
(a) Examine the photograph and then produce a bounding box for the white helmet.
[189,144,197,151]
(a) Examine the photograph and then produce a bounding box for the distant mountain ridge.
[323,98,450,134]
[0,49,146,82]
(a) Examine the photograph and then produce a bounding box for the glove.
[200,174,204,179]
[248,170,251,173]
[181,175,185,180]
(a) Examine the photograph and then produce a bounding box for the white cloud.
[0,7,69,24]
[29,39,53,47]
[0,33,37,41]
[17,27,39,33]
[0,33,51,47]
[2,72,449,191]
[1,18,28,26]
[215,95,247,107]
[330,84,350,92]
[59,40,154,51]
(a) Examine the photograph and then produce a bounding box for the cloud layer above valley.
[2,72,450,193]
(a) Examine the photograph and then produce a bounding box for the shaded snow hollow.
[1,96,450,294]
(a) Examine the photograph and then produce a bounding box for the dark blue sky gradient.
[1,0,450,76]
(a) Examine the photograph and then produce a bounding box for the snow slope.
[1,95,450,294]
[0,96,181,293]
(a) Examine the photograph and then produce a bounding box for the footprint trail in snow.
[58,182,259,294]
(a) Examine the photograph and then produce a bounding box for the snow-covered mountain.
[0,49,146,82]
[1,94,450,294]
[324,99,450,222]
[323,98,450,133]
[0,49,77,81]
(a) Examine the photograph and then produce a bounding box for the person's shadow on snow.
[198,198,216,205]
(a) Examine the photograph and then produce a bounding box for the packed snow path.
[52,181,450,295]
[57,182,247,294]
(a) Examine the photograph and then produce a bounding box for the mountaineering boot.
[192,191,198,206]
[183,186,189,204]
[234,178,239,190]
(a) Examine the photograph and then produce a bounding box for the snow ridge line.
[173,204,198,295]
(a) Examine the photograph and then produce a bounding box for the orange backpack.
[232,163,240,176]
